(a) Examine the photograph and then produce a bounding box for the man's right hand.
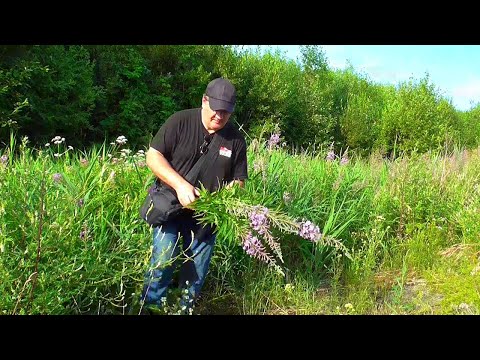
[175,182,201,207]
[146,148,201,207]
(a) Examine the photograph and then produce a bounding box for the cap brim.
[209,97,235,113]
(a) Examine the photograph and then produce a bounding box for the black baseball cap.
[205,78,236,113]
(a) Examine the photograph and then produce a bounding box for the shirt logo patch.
[219,146,232,158]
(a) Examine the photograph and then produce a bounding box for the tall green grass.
[1,134,479,314]
[0,136,152,314]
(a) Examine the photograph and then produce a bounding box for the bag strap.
[184,131,223,185]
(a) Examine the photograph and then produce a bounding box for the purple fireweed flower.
[242,232,269,261]
[298,220,322,242]
[52,173,62,183]
[0,154,8,165]
[242,231,285,275]
[326,150,336,162]
[340,155,349,166]
[249,206,270,235]
[268,133,281,148]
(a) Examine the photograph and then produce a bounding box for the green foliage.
[14,46,98,146]
[456,104,480,148]
[300,45,329,73]
[166,45,221,109]
[2,45,479,157]
[422,243,480,314]
[294,60,371,150]
[340,74,385,154]
[0,46,49,137]
[0,139,151,314]
[89,45,177,147]
[217,48,304,145]
[377,76,458,155]
[296,48,339,148]
[2,131,480,314]
[3,43,480,314]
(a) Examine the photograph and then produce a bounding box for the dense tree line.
[1,45,479,155]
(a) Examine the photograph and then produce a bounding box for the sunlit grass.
[1,133,479,314]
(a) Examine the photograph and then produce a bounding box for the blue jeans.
[141,214,216,311]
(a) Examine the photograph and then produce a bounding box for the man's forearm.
[146,147,189,191]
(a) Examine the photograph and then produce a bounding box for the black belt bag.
[139,184,183,227]
[139,132,223,227]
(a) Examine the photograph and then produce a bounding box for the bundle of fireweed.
[188,185,351,276]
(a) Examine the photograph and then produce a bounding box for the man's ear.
[201,95,208,108]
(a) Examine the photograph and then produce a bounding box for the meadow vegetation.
[1,131,479,314]
[1,45,479,314]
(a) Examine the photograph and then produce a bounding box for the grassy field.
[1,134,479,315]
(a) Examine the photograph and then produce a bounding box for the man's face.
[202,96,232,132]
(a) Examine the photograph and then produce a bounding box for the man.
[140,78,248,314]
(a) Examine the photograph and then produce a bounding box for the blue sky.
[244,45,480,112]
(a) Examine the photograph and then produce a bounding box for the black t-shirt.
[150,108,248,192]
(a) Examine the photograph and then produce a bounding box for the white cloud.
[364,67,415,84]
[450,80,480,110]
[452,80,480,98]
